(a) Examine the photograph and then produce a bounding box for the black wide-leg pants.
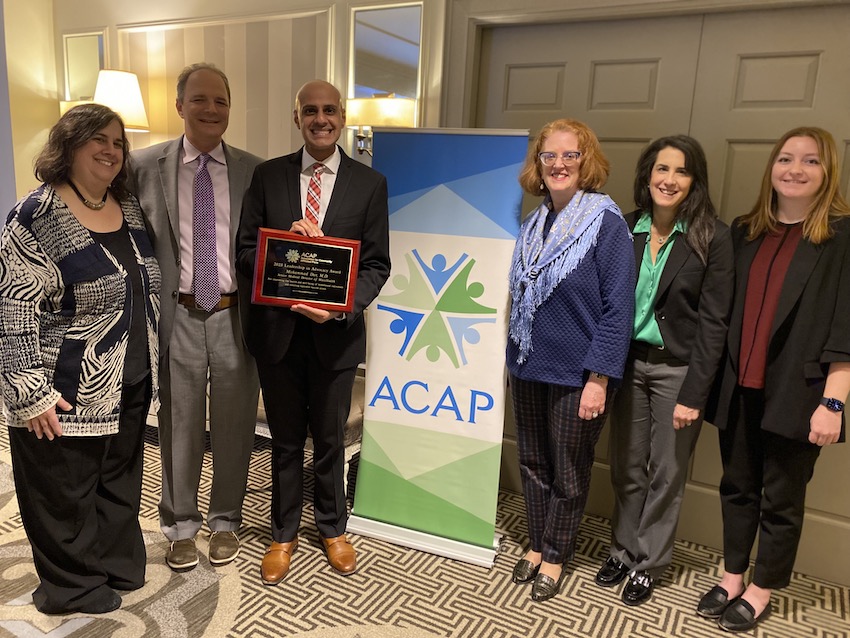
[8,378,150,614]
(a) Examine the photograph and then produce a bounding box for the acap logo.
[377,250,496,368]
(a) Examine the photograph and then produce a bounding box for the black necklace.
[68,180,108,210]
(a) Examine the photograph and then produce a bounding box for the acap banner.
[349,129,528,566]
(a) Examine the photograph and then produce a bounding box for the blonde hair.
[740,126,850,244]
[518,118,610,196]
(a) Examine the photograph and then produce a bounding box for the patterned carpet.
[0,424,847,638]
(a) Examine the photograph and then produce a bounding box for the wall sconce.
[59,70,149,133]
[346,95,416,156]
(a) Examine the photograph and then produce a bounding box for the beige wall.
[3,0,58,198]
[0,1,15,210]
[4,0,447,197]
[5,0,338,193]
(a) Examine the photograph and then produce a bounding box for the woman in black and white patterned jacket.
[0,104,160,615]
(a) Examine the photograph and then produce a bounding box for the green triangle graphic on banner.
[363,419,498,480]
[406,309,459,366]
[354,459,495,547]
[407,444,501,522]
[434,259,497,314]
[360,422,501,521]
[358,426,402,476]
[378,253,435,309]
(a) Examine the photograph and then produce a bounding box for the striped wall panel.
[118,12,329,161]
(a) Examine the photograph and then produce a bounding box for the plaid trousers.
[510,374,609,564]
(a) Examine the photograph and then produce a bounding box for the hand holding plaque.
[252,228,359,312]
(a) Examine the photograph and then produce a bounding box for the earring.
[540,182,545,190]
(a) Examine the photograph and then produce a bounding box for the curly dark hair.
[34,103,130,200]
[633,135,716,264]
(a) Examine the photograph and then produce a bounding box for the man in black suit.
[236,80,390,584]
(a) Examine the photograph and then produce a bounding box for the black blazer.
[709,216,850,442]
[626,211,734,409]
[235,147,391,369]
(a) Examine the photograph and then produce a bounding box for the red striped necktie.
[305,162,325,225]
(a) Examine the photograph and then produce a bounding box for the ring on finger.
[592,411,599,418]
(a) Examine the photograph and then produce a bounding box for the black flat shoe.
[696,585,741,619]
[595,556,629,587]
[78,591,121,614]
[622,570,654,606]
[511,558,540,584]
[37,590,122,616]
[531,568,566,602]
[718,599,771,632]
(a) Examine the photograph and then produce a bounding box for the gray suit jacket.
[128,136,263,355]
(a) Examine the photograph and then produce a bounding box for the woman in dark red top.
[698,127,850,632]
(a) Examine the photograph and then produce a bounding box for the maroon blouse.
[738,223,803,388]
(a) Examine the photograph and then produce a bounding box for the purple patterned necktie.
[192,153,220,311]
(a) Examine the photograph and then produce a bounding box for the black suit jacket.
[235,147,391,370]
[626,211,734,409]
[709,216,850,441]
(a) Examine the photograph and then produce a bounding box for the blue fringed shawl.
[509,190,621,364]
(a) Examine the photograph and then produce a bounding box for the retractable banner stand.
[348,129,528,567]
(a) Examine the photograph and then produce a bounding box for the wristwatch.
[820,397,845,412]
[591,372,609,381]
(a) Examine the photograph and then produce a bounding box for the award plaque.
[252,228,360,312]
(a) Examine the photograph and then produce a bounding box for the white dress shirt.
[299,147,341,229]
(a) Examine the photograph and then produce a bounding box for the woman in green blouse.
[594,135,734,606]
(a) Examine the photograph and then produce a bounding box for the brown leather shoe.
[261,538,298,585]
[322,534,357,575]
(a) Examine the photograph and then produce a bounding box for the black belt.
[178,292,238,312]
[629,340,685,365]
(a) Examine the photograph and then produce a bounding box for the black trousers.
[718,386,820,589]
[8,377,150,613]
[258,317,356,542]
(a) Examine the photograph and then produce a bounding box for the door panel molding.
[445,0,848,127]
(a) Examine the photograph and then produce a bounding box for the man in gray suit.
[129,63,262,571]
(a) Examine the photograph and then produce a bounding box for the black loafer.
[37,590,122,616]
[718,599,771,632]
[697,585,740,619]
[595,556,629,587]
[77,591,122,615]
[622,570,654,606]
[511,558,541,584]
[531,568,566,602]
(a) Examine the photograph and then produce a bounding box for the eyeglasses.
[538,151,582,166]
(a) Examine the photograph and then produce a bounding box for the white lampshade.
[93,70,149,132]
[346,97,416,128]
